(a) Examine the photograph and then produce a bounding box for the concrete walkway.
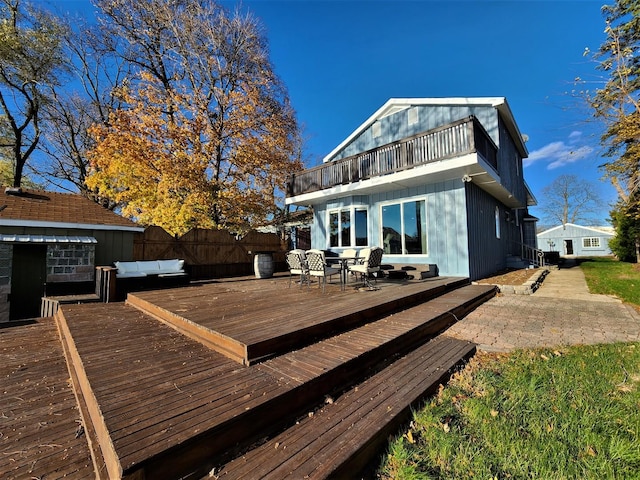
[446,262,640,352]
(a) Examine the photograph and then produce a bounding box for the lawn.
[581,257,640,308]
[378,258,640,479]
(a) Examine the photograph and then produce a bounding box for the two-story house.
[285,97,539,280]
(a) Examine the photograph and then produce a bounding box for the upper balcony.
[286,116,498,203]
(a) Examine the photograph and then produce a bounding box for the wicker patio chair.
[305,249,341,293]
[348,247,383,289]
[286,249,309,288]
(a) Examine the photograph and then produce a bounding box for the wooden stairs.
[53,276,496,479]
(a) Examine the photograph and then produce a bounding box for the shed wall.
[537,224,614,257]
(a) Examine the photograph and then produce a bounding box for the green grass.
[379,258,640,479]
[581,257,640,307]
[378,344,640,480]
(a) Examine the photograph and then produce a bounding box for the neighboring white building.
[537,223,615,257]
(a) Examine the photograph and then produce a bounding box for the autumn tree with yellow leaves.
[86,0,302,236]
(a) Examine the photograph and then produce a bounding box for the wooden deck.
[54,276,494,479]
[0,319,94,480]
[216,335,476,479]
[126,275,470,364]
[2,274,496,479]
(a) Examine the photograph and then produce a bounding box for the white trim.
[326,205,369,249]
[0,234,97,243]
[0,219,144,232]
[379,195,428,256]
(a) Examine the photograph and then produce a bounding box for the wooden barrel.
[254,253,274,278]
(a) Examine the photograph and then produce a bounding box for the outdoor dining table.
[328,256,363,290]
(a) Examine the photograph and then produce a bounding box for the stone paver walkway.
[446,263,640,352]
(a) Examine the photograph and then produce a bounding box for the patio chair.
[305,249,341,293]
[286,249,309,288]
[348,247,384,289]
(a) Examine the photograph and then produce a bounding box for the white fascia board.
[536,224,566,236]
[323,97,509,164]
[287,153,503,206]
[0,219,145,232]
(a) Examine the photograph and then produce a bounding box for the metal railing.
[516,242,547,268]
[287,116,497,197]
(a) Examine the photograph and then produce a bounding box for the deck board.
[53,277,493,479]
[127,276,469,364]
[0,319,95,480]
[216,336,475,479]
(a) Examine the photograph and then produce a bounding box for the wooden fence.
[133,226,287,280]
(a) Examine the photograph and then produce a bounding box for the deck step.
[215,335,475,479]
[54,282,495,480]
[125,277,471,365]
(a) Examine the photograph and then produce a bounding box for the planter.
[254,252,274,279]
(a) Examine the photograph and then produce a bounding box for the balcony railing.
[287,116,497,197]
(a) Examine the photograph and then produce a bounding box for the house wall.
[465,183,511,279]
[331,105,500,162]
[537,224,614,257]
[496,116,526,206]
[312,181,471,278]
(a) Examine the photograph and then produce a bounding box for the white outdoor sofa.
[114,259,187,279]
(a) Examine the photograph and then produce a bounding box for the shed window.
[583,237,601,248]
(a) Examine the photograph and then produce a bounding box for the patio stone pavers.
[446,264,640,352]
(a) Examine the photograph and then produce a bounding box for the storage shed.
[0,187,143,320]
[537,223,615,258]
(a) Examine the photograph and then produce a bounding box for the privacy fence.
[133,226,288,280]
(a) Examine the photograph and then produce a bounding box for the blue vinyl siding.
[330,105,499,162]
[465,183,509,279]
[313,181,470,278]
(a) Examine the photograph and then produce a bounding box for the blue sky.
[52,0,614,223]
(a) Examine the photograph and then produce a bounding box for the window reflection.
[329,208,368,247]
[382,200,427,254]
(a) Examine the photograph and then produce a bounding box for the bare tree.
[539,174,605,226]
[37,17,128,207]
[0,0,66,187]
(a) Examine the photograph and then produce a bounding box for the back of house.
[286,97,539,280]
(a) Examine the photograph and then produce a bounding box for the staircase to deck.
[54,277,496,479]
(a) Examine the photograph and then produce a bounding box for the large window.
[329,207,368,247]
[381,199,427,254]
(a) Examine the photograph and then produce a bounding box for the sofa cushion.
[157,259,184,273]
[137,261,161,274]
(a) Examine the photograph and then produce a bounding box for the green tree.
[609,197,640,262]
[589,0,640,262]
[0,0,67,187]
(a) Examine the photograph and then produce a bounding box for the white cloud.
[524,132,594,169]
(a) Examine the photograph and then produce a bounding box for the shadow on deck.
[2,274,496,480]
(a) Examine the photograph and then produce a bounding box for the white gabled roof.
[324,97,528,163]
[537,223,615,237]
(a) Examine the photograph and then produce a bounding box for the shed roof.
[0,188,143,232]
[537,223,615,237]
